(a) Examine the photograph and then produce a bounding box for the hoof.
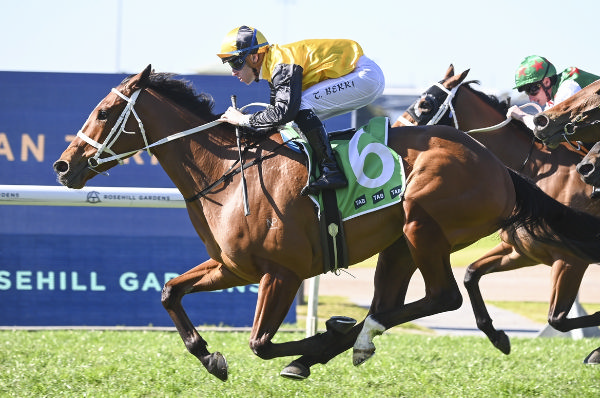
[352,347,375,366]
[280,360,310,379]
[326,316,357,334]
[584,347,600,364]
[203,351,228,381]
[491,331,511,355]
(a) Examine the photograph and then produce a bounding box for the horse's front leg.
[463,242,535,354]
[161,258,250,381]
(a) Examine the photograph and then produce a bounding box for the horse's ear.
[456,69,470,83]
[124,65,152,93]
[446,68,470,89]
[140,64,152,84]
[134,64,152,88]
[444,64,455,79]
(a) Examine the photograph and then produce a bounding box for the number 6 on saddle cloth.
[280,117,406,273]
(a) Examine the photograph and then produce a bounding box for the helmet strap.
[252,67,260,83]
[542,78,553,101]
[543,85,553,101]
[249,53,264,83]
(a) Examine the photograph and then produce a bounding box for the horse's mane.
[122,72,218,121]
[463,82,530,132]
[464,82,510,114]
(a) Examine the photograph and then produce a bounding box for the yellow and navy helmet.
[216,26,269,63]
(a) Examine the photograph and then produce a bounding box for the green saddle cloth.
[281,117,406,220]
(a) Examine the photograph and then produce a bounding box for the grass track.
[4,236,599,396]
[1,330,598,397]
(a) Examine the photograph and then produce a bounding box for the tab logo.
[390,185,403,199]
[354,195,366,209]
[372,190,385,204]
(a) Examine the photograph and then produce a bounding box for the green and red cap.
[514,55,557,90]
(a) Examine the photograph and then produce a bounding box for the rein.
[465,102,538,133]
[183,142,286,202]
[466,102,541,172]
[76,88,295,203]
[180,101,299,203]
[517,136,536,173]
[467,103,542,133]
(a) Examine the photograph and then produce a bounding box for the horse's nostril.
[533,114,549,129]
[53,160,69,174]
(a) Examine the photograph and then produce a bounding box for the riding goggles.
[521,83,542,96]
[225,54,247,71]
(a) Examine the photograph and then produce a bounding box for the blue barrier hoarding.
[0,70,350,326]
[0,234,260,326]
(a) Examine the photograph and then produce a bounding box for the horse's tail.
[500,169,600,261]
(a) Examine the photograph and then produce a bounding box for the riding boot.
[295,109,348,196]
[592,186,600,199]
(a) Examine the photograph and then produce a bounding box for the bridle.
[76,88,222,170]
[398,80,542,171]
[559,103,600,150]
[78,88,273,169]
[399,81,461,129]
[75,86,286,202]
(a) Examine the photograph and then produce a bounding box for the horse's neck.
[147,116,236,200]
[453,90,599,211]
[455,88,536,172]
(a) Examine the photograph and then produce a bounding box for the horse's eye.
[97,109,109,121]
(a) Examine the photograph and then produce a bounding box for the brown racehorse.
[530,79,600,185]
[54,65,600,381]
[532,78,600,148]
[393,65,600,364]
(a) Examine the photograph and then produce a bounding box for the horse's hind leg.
[547,259,595,331]
[546,259,600,363]
[161,259,250,381]
[353,203,462,366]
[463,242,536,354]
[281,238,418,379]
